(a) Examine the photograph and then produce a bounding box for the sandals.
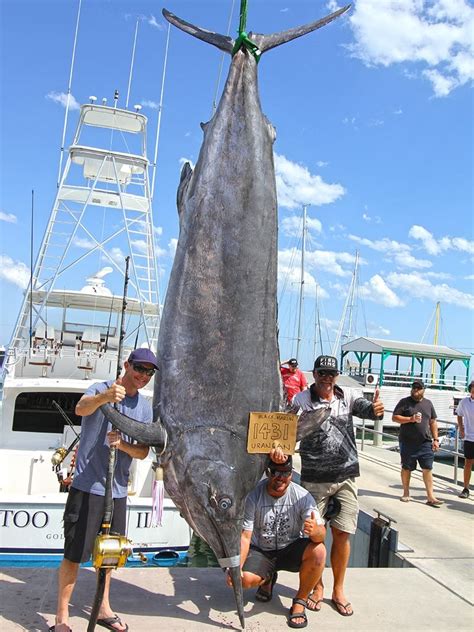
[288,598,308,629]
[306,591,323,612]
[331,599,354,616]
[255,571,278,602]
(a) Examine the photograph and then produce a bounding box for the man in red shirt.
[280,358,308,404]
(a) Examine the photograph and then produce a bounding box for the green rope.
[232,0,261,62]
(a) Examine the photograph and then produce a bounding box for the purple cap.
[128,348,159,370]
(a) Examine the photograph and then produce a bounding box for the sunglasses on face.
[317,370,338,377]
[268,468,291,478]
[132,363,155,377]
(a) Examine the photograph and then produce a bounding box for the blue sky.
[1,0,473,372]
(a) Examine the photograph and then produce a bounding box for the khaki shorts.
[302,478,359,535]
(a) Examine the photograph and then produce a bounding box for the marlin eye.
[218,497,232,511]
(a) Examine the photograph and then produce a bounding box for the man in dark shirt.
[273,355,384,617]
[392,380,442,507]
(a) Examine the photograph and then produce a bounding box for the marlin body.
[103,4,349,627]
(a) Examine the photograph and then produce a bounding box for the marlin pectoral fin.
[100,404,168,449]
[296,407,332,441]
[257,4,351,53]
[163,9,234,54]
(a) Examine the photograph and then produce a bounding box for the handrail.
[357,409,462,486]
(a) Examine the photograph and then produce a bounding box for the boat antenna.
[125,18,139,109]
[88,256,130,632]
[151,22,171,201]
[211,0,237,115]
[29,189,34,345]
[296,204,308,360]
[56,0,82,188]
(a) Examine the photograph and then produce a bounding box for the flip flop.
[306,591,323,612]
[426,500,443,508]
[97,615,129,631]
[331,599,354,616]
[255,571,278,602]
[288,598,308,629]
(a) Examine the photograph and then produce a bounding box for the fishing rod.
[88,256,132,632]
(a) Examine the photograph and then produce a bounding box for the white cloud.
[73,237,96,249]
[46,91,80,110]
[359,274,404,307]
[169,238,178,256]
[349,234,432,269]
[409,224,474,255]
[368,322,391,337]
[348,0,474,97]
[362,212,381,223]
[387,271,474,310]
[141,100,159,110]
[0,255,29,289]
[148,14,165,30]
[281,215,322,238]
[275,153,345,209]
[316,160,329,167]
[280,247,358,278]
[278,251,330,299]
[0,211,17,223]
[108,247,126,264]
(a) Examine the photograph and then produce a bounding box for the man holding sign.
[228,456,326,629]
[274,355,384,618]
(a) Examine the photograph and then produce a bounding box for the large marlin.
[103,4,349,627]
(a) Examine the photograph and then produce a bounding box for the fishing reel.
[92,533,133,569]
[51,447,68,467]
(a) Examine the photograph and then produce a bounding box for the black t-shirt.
[393,396,437,447]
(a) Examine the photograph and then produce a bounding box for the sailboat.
[0,6,191,565]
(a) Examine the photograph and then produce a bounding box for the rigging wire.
[211,0,237,116]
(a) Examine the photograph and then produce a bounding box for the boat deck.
[1,443,472,631]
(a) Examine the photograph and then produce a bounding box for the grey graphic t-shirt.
[242,480,323,551]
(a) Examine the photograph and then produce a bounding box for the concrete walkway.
[1,445,473,631]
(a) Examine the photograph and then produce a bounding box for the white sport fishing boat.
[0,19,191,566]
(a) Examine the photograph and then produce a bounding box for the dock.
[1,443,473,631]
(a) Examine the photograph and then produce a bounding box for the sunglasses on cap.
[268,468,292,478]
[317,369,338,377]
[132,363,156,377]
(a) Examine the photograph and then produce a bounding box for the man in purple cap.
[51,348,158,632]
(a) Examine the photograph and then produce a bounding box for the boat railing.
[345,367,466,391]
[356,409,464,486]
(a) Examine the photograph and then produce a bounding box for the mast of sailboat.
[56,0,82,188]
[29,190,34,345]
[313,283,324,359]
[296,204,307,361]
[332,250,359,358]
[431,301,441,383]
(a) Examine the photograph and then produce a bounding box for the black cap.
[288,358,298,367]
[411,380,425,389]
[269,455,293,472]
[313,355,339,373]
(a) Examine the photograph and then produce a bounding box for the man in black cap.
[280,358,308,405]
[392,380,442,508]
[273,355,384,617]
[51,348,158,632]
[228,456,326,628]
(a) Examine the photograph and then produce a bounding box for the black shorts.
[464,440,474,460]
[400,441,434,471]
[63,488,127,563]
[242,538,312,582]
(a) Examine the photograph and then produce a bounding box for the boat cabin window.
[13,392,82,433]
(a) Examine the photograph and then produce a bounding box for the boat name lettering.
[0,510,49,529]
[136,511,151,529]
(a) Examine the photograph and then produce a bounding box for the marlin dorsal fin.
[163,9,234,54]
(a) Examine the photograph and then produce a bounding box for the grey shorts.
[302,478,359,535]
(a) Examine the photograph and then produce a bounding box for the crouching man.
[227,456,326,629]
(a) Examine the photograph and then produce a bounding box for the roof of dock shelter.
[341,337,470,361]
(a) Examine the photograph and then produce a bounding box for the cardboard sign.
[247,412,297,454]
